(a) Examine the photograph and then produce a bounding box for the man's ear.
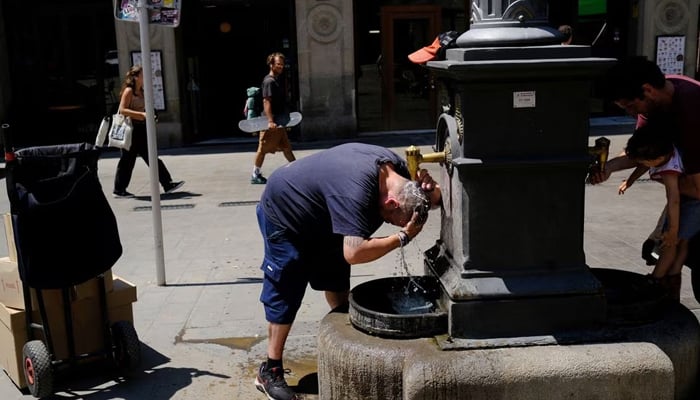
[641,83,656,98]
[384,197,399,210]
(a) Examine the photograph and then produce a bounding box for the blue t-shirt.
[260,143,410,243]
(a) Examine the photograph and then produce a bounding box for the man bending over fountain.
[253,142,441,400]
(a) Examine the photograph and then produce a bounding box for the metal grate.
[133,204,195,212]
[218,201,260,207]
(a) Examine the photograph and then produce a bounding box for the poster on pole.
[655,35,685,75]
[115,0,182,27]
[131,51,166,111]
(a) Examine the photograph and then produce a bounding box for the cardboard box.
[0,258,23,309]
[0,276,136,388]
[0,256,114,311]
[32,269,114,305]
[0,305,27,388]
[3,213,16,263]
[33,276,136,360]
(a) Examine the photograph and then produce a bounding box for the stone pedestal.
[318,307,700,400]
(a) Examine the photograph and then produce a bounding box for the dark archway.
[179,0,297,142]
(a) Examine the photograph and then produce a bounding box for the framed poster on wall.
[655,35,685,75]
[131,50,166,111]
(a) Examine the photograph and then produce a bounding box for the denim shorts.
[256,204,350,324]
[665,197,700,240]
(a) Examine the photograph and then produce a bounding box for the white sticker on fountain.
[513,91,536,108]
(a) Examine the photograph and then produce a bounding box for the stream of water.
[389,244,435,314]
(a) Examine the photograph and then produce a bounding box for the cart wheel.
[23,340,53,399]
[111,321,141,371]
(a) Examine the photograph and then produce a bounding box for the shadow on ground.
[35,343,228,400]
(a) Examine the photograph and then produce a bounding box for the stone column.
[295,0,356,140]
[114,21,182,147]
[0,2,10,125]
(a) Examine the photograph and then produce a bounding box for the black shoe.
[642,239,657,266]
[112,190,134,198]
[164,181,185,194]
[254,362,300,400]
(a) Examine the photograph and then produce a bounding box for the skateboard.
[238,112,302,133]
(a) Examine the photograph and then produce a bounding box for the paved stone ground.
[0,128,696,400]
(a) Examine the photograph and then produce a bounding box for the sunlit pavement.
[2,126,696,400]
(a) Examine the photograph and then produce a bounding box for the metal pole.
[138,0,167,286]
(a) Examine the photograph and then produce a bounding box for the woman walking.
[113,65,184,197]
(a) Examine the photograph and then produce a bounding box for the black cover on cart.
[6,143,122,288]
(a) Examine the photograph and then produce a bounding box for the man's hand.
[416,168,437,191]
[416,169,442,208]
[661,231,679,249]
[402,210,426,240]
[588,168,612,185]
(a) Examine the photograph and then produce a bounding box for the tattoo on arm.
[344,236,364,248]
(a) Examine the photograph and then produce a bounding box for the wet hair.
[395,181,431,225]
[120,65,143,96]
[267,52,285,67]
[624,123,674,161]
[603,57,666,102]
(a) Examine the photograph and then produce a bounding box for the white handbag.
[108,113,133,150]
[94,115,111,147]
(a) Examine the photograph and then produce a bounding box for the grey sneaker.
[254,362,300,400]
[251,174,267,184]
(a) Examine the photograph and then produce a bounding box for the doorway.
[180,0,297,141]
[355,5,441,133]
[380,5,440,131]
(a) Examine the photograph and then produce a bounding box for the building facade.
[0,0,698,147]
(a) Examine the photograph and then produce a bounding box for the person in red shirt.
[590,57,700,300]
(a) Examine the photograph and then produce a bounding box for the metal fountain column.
[423,0,616,340]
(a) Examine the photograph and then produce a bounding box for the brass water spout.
[588,137,611,173]
[405,145,446,180]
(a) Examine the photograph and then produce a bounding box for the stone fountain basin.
[349,275,447,339]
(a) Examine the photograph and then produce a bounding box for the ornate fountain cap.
[457,0,564,48]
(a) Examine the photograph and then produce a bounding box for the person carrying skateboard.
[251,52,296,184]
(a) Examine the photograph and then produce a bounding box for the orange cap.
[408,37,441,64]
